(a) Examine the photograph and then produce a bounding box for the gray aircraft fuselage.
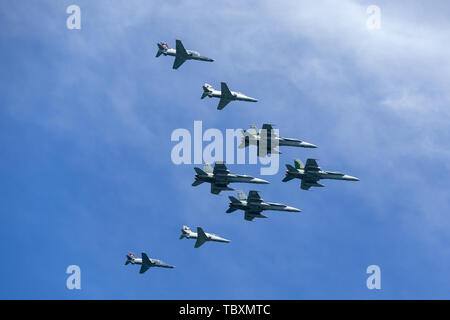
[245,135,317,149]
[203,85,258,103]
[125,253,174,272]
[227,191,301,221]
[287,168,360,182]
[194,172,269,187]
[240,124,317,155]
[229,199,301,213]
[283,159,360,190]
[160,47,214,62]
[192,162,269,194]
[180,226,230,244]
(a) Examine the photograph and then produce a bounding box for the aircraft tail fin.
[294,159,304,169]
[194,227,208,248]
[203,163,213,173]
[192,180,204,187]
[286,164,296,171]
[228,196,240,204]
[201,84,213,99]
[282,175,295,182]
[237,190,247,201]
[156,41,168,58]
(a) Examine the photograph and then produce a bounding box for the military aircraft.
[282,159,360,190]
[239,124,317,156]
[125,252,175,274]
[201,82,258,110]
[155,40,214,69]
[192,162,269,194]
[227,190,301,221]
[180,226,231,248]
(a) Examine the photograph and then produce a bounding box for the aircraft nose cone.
[286,206,302,212]
[344,175,360,181]
[302,142,318,148]
[253,178,270,184]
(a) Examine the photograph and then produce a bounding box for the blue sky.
[1,0,450,299]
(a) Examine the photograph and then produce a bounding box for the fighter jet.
[282,159,360,190]
[125,252,175,274]
[180,226,230,248]
[227,190,301,221]
[201,82,258,110]
[192,162,269,195]
[239,124,317,156]
[155,40,214,70]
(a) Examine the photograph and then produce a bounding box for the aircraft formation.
[126,39,359,274]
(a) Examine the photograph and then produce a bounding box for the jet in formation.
[125,252,175,274]
[156,40,214,70]
[283,159,360,190]
[192,162,269,194]
[201,82,258,110]
[180,226,231,248]
[239,124,317,156]
[227,190,301,221]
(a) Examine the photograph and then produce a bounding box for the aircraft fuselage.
[205,89,258,102]
[288,169,360,181]
[162,49,213,62]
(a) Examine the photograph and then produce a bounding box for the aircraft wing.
[247,190,263,203]
[261,124,274,131]
[139,252,152,274]
[194,227,208,248]
[305,159,320,171]
[244,209,262,221]
[220,82,234,99]
[211,184,222,194]
[261,124,275,138]
[213,162,229,175]
[244,212,255,221]
[301,177,320,190]
[173,56,187,69]
[173,40,189,69]
[217,98,231,110]
[139,264,150,274]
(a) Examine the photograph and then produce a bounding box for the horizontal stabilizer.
[226,207,237,213]
[228,196,240,203]
[286,164,296,171]
[192,180,204,186]
[194,167,207,176]
[282,175,294,182]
